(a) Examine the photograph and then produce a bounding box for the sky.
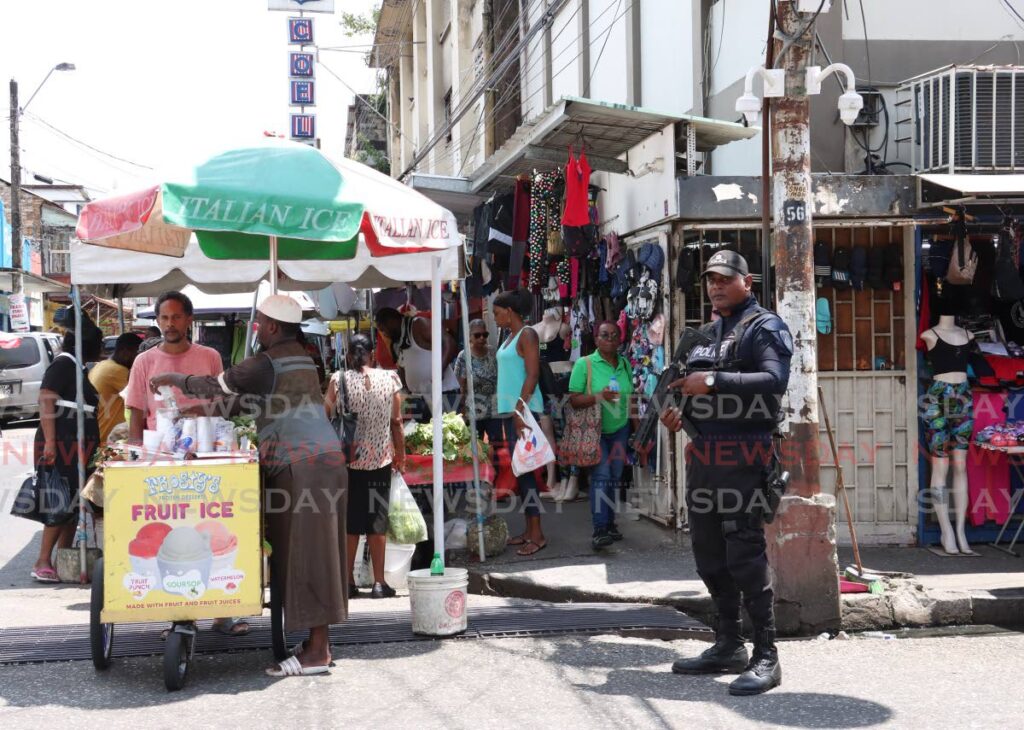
[0,0,380,196]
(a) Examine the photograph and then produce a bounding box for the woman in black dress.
[31,330,102,583]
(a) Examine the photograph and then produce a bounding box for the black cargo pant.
[685,439,775,631]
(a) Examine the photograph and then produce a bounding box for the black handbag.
[538,361,568,399]
[11,464,75,526]
[332,372,359,457]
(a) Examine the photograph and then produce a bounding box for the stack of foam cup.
[197,417,215,453]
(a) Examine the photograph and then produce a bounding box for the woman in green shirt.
[568,321,637,550]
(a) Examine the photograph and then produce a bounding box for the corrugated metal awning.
[406,174,485,220]
[0,269,69,294]
[920,174,1024,195]
[919,173,1024,207]
[470,96,756,194]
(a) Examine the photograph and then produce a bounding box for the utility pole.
[9,79,22,295]
[768,0,841,635]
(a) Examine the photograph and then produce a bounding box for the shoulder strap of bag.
[340,370,353,415]
[585,357,593,394]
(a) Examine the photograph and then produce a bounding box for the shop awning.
[0,269,70,294]
[406,174,486,220]
[919,173,1024,206]
[135,285,319,320]
[470,96,757,194]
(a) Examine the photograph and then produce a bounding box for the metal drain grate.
[0,603,708,665]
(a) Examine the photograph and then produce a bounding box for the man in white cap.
[150,294,347,677]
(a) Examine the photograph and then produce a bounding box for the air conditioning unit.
[895,65,1024,173]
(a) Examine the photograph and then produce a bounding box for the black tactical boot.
[728,628,781,695]
[672,619,749,675]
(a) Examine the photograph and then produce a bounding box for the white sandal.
[265,655,330,677]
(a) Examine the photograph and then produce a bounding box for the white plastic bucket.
[406,567,469,636]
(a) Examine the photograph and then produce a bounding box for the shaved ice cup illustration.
[128,522,172,580]
[157,526,213,599]
[196,520,238,573]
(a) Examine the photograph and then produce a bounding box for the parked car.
[0,332,64,423]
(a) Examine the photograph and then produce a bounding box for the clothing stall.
[467,141,671,502]
[915,210,1024,554]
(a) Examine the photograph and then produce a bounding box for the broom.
[817,387,893,591]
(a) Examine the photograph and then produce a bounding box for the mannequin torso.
[921,315,972,384]
[534,308,572,374]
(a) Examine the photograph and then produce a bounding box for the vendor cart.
[89,452,287,690]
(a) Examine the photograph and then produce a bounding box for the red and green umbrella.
[76,140,460,264]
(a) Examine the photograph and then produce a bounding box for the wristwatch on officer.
[703,372,716,391]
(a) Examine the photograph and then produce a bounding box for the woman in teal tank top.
[493,289,547,556]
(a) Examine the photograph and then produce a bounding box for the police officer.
[660,250,792,696]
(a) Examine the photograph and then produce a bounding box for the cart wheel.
[163,627,191,691]
[90,557,114,670]
[270,570,287,662]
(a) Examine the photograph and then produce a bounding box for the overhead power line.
[419,0,624,176]
[23,112,154,170]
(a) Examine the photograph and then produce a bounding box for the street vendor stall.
[72,141,482,678]
[93,444,262,690]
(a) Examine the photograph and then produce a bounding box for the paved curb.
[841,583,1024,632]
[469,569,1024,635]
[469,569,717,625]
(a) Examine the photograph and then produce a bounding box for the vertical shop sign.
[288,17,314,44]
[289,52,315,78]
[290,80,315,106]
[291,114,316,140]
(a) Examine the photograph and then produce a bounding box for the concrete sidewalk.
[463,500,1024,634]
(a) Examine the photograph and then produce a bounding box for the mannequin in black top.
[920,314,975,555]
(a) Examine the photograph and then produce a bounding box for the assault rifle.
[630,326,713,450]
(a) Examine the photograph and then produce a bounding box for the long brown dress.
[182,340,347,631]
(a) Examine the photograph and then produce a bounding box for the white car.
[0,332,64,424]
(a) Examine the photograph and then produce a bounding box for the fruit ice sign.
[101,460,262,623]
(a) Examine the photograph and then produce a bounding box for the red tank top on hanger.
[562,147,592,227]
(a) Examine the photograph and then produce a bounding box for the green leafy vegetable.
[404,413,490,462]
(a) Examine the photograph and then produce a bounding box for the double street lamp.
[8,62,75,296]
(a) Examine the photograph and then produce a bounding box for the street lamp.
[8,62,75,302]
[21,62,76,113]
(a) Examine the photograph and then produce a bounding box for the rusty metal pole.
[767,0,841,635]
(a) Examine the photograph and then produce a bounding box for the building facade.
[368,0,1024,546]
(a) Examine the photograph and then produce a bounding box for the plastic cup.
[143,430,162,452]
[197,417,215,452]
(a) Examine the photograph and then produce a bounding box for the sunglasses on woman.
[472,332,489,339]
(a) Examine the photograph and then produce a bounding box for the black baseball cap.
[702,249,749,278]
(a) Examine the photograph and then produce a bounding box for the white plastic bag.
[444,518,468,551]
[387,471,428,545]
[511,400,556,476]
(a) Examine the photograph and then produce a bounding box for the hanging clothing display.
[562,147,592,226]
[486,193,515,277]
[508,178,532,290]
[527,171,560,291]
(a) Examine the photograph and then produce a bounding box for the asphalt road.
[3,424,1022,729]
[1,631,1022,729]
